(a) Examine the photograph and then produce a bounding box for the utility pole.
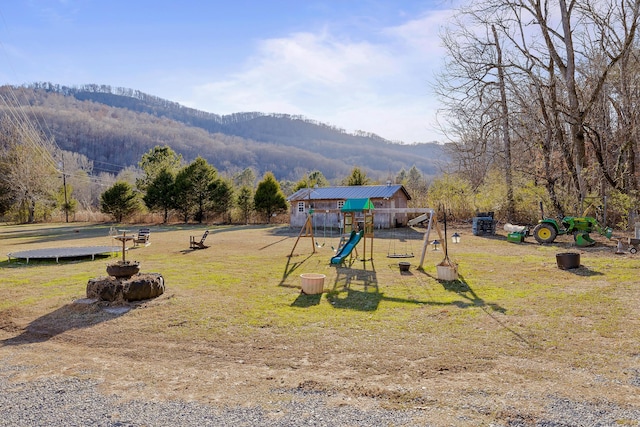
[60,155,69,223]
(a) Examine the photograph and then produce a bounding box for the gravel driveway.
[1,365,639,426]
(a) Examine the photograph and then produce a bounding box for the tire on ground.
[533,223,557,244]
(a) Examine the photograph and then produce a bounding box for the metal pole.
[60,155,69,223]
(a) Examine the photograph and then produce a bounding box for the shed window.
[297,202,305,213]
[337,200,345,210]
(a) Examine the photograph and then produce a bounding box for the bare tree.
[522,0,640,204]
[436,5,516,218]
[491,23,515,221]
[0,116,58,222]
[438,0,640,218]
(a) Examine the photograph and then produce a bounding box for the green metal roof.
[341,198,375,212]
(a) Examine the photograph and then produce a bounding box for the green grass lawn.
[1,222,639,423]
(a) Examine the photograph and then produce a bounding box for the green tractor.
[532,216,613,246]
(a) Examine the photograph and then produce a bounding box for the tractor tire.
[630,247,638,254]
[533,223,557,244]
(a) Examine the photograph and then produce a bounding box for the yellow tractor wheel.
[533,223,557,244]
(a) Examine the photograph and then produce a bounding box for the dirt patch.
[0,308,23,333]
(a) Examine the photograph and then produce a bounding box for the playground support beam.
[289,214,316,257]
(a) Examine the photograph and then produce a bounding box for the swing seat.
[387,226,416,258]
[387,252,415,259]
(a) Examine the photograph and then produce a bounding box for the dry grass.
[1,222,640,425]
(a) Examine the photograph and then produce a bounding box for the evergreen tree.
[100,181,140,222]
[210,178,234,223]
[137,145,182,191]
[173,169,195,223]
[254,172,287,223]
[143,169,176,223]
[344,167,370,186]
[236,185,254,224]
[293,170,329,191]
[173,157,218,223]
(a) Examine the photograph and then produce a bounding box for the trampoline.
[7,246,122,264]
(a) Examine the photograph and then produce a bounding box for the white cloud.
[182,9,454,143]
[383,9,453,56]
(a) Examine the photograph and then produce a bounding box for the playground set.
[289,198,449,271]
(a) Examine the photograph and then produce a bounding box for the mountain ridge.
[3,83,448,182]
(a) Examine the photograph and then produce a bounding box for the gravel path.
[1,366,640,426]
[0,374,421,427]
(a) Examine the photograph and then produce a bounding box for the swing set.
[315,210,329,248]
[376,208,444,269]
[289,208,334,256]
[289,199,374,262]
[386,211,435,258]
[289,210,317,257]
[412,209,447,269]
[289,204,443,270]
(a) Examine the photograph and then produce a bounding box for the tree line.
[0,119,435,225]
[1,104,573,228]
[89,146,291,224]
[436,0,640,227]
[98,146,430,225]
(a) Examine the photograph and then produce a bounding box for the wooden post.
[417,211,444,270]
[289,214,316,257]
[363,211,374,260]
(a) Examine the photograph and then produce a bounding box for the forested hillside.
[2,83,447,182]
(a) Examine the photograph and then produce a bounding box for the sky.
[0,1,458,144]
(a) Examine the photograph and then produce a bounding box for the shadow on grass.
[1,302,129,346]
[279,247,520,316]
[564,265,604,276]
[420,270,533,348]
[325,261,381,311]
[281,252,526,346]
[177,225,264,254]
[327,289,383,311]
[0,224,114,245]
[259,236,291,250]
[438,274,507,313]
[279,252,316,288]
[291,293,322,307]
[0,254,115,270]
[2,224,265,252]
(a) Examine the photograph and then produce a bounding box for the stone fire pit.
[87,272,164,302]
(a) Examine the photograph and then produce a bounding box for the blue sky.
[0,1,456,143]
